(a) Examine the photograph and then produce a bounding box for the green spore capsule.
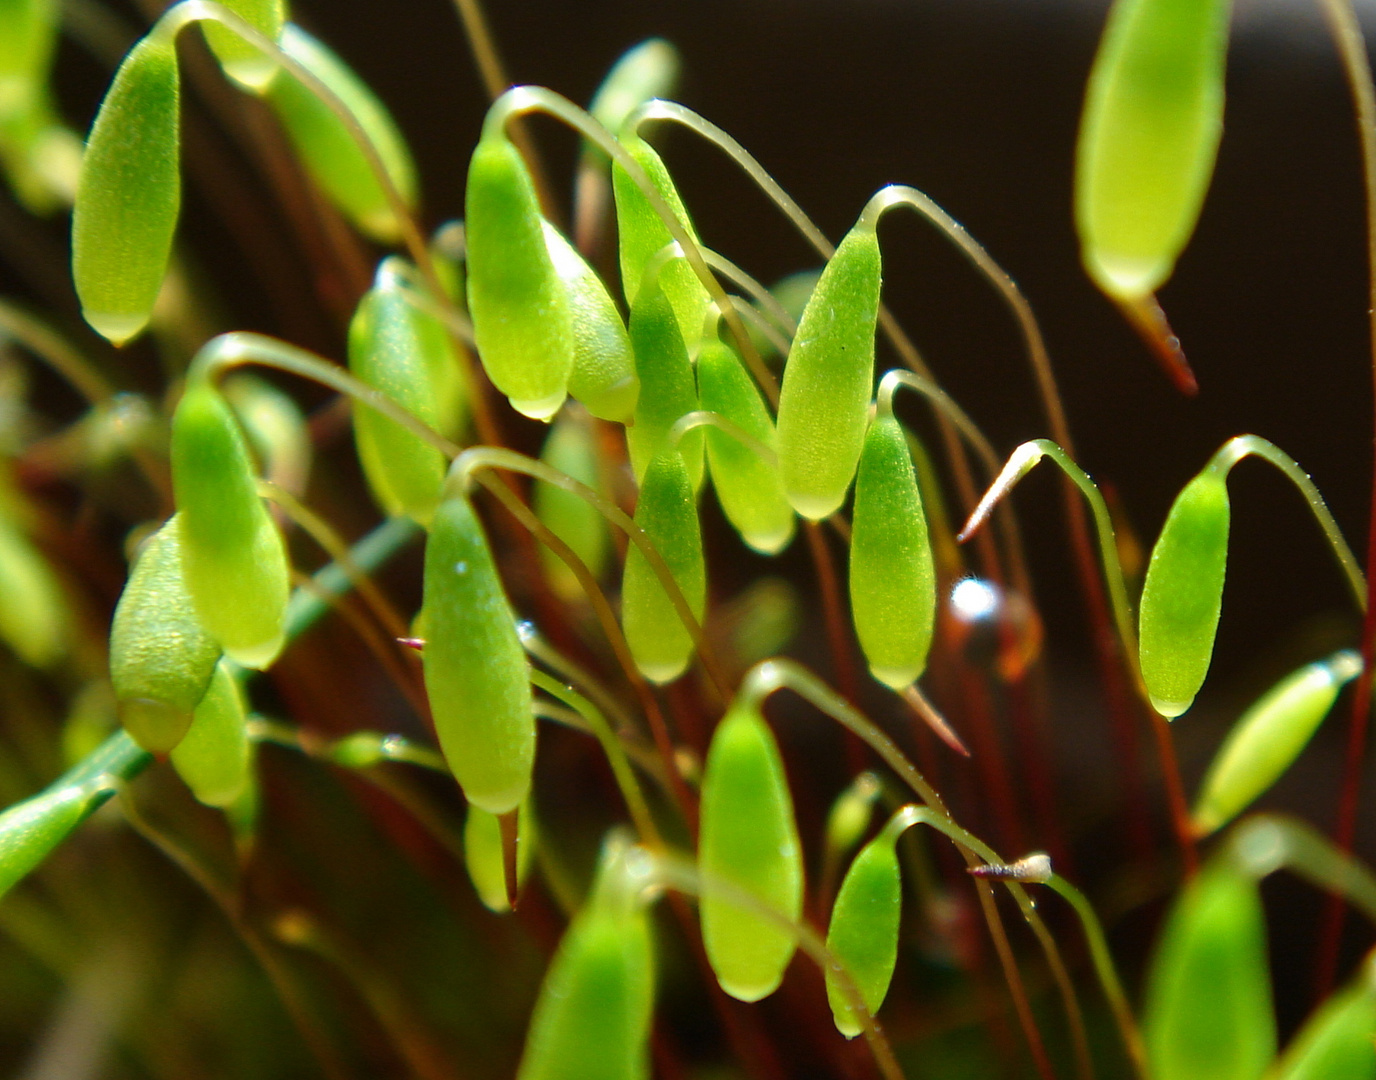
[0,0,58,120]
[202,0,286,92]
[465,133,573,420]
[0,783,89,902]
[170,379,290,670]
[1138,469,1230,717]
[465,799,536,914]
[109,516,222,754]
[516,843,655,1080]
[169,660,250,808]
[699,702,803,1001]
[0,509,64,669]
[825,831,902,1038]
[542,222,639,422]
[621,451,705,685]
[349,258,465,525]
[1192,651,1361,837]
[849,413,936,689]
[776,224,882,520]
[71,34,180,346]
[1274,960,1376,1080]
[612,132,709,354]
[266,24,417,243]
[1075,0,1231,300]
[626,280,701,488]
[697,338,794,555]
[1143,859,1275,1080]
[422,492,535,815]
[222,373,312,498]
[534,412,612,603]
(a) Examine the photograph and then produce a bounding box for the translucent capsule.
[465,133,573,420]
[696,338,794,555]
[1192,651,1361,837]
[849,413,935,689]
[543,222,639,422]
[699,702,803,1002]
[349,257,465,525]
[422,492,534,814]
[776,224,882,520]
[1138,470,1230,717]
[170,379,290,670]
[266,24,418,242]
[1076,0,1230,299]
[625,279,702,489]
[826,832,902,1038]
[109,516,222,754]
[169,660,250,808]
[202,0,286,92]
[71,34,181,345]
[1143,859,1275,1080]
[620,451,704,685]
[534,412,612,602]
[464,799,536,914]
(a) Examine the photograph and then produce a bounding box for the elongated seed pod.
[169,661,250,808]
[1274,963,1376,1080]
[697,338,794,555]
[1075,0,1231,300]
[109,516,221,754]
[0,0,58,120]
[699,702,803,1001]
[776,224,882,520]
[516,846,655,1080]
[466,134,573,420]
[0,507,64,668]
[71,34,180,346]
[0,783,88,902]
[1192,651,1361,837]
[349,258,465,525]
[422,492,535,814]
[1138,470,1230,717]
[202,0,286,92]
[826,831,901,1038]
[849,413,936,689]
[626,281,702,488]
[465,800,536,914]
[534,412,612,602]
[222,373,312,498]
[621,451,704,684]
[612,133,709,354]
[1143,859,1275,1080]
[542,222,639,422]
[170,379,290,670]
[266,24,418,243]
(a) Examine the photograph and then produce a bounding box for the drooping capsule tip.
[1150,694,1193,720]
[510,389,568,422]
[83,309,149,347]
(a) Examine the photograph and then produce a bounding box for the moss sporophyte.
[4,1,1376,1077]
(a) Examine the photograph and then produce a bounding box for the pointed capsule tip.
[1116,294,1198,396]
[84,309,149,347]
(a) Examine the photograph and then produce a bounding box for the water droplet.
[454,561,468,575]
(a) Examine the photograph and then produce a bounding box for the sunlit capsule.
[625,279,702,489]
[621,451,704,684]
[826,832,902,1038]
[465,799,536,914]
[775,224,882,520]
[534,411,612,602]
[202,0,286,93]
[71,34,180,346]
[169,660,250,808]
[0,0,58,121]
[465,133,574,420]
[1138,470,1230,717]
[266,24,419,242]
[109,515,222,754]
[699,702,803,1002]
[1143,859,1275,1080]
[349,257,465,525]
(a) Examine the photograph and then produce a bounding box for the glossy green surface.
[1076,0,1231,299]
[170,380,290,670]
[109,516,221,754]
[543,222,639,422]
[621,452,704,684]
[71,35,180,345]
[699,703,803,1002]
[422,493,534,814]
[267,23,418,242]
[625,282,702,488]
[849,414,936,689]
[776,225,882,520]
[697,338,794,555]
[203,0,287,92]
[1275,969,1376,1080]
[169,661,250,808]
[826,833,902,1038]
[0,783,87,902]
[349,258,464,525]
[534,412,612,602]
[1139,470,1230,717]
[1143,860,1275,1080]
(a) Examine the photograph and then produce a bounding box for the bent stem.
[667,409,776,469]
[876,368,1001,479]
[1229,813,1376,928]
